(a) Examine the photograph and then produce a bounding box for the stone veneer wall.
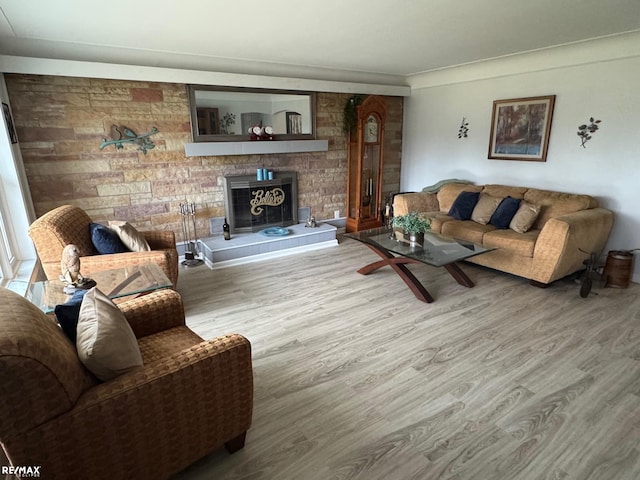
[6,74,402,242]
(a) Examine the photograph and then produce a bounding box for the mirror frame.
[188,85,317,142]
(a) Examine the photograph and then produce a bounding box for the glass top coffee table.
[27,263,173,314]
[345,227,494,303]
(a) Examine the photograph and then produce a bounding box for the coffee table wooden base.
[358,243,474,303]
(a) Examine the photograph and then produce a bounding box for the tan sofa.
[394,183,614,285]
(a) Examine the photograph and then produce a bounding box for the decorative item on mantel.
[99,124,159,154]
[179,201,203,267]
[458,117,469,138]
[577,117,601,148]
[60,244,95,293]
[249,125,275,141]
[305,216,318,228]
[219,112,236,135]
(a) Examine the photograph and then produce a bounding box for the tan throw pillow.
[109,221,151,252]
[471,193,502,225]
[76,287,143,381]
[509,201,541,233]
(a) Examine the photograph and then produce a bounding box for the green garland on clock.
[343,94,367,134]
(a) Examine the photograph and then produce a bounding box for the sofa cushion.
[89,223,130,255]
[483,229,540,258]
[393,192,439,217]
[422,212,455,233]
[482,184,528,199]
[448,191,480,220]
[437,183,483,213]
[471,193,502,225]
[523,188,596,229]
[441,220,496,245]
[510,201,541,233]
[489,197,521,229]
[76,287,143,381]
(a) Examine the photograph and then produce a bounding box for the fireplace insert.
[223,172,298,233]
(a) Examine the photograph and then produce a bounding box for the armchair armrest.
[141,230,176,250]
[532,208,614,284]
[393,192,440,217]
[119,289,185,338]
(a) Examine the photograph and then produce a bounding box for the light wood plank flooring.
[174,236,640,480]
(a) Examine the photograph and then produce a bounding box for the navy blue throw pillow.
[54,289,88,343]
[90,223,130,254]
[489,196,522,229]
[448,191,480,220]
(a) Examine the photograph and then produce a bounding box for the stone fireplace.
[223,172,298,233]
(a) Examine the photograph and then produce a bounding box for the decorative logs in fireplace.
[223,172,298,233]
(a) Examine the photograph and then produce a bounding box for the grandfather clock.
[345,95,386,232]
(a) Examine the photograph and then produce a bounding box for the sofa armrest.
[531,208,614,284]
[6,334,253,479]
[393,192,440,216]
[119,289,186,338]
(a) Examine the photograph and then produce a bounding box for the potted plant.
[393,212,431,245]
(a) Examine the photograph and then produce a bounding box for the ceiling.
[1,0,640,85]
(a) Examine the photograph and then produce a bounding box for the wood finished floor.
[173,236,640,480]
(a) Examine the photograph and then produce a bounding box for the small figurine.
[305,216,317,228]
[60,244,95,293]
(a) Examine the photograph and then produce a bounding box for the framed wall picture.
[2,102,18,144]
[488,95,555,162]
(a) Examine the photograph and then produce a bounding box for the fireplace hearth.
[223,172,298,233]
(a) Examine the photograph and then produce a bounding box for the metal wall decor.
[458,117,469,138]
[99,124,159,154]
[577,117,601,148]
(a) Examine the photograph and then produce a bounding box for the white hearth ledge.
[185,140,328,157]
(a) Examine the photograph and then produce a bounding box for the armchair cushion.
[108,221,151,252]
[89,223,130,254]
[76,287,143,381]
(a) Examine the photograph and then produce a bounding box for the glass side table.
[26,263,173,314]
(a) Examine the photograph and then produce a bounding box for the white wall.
[402,43,640,282]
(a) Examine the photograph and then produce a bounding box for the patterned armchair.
[28,205,179,285]
[0,287,253,480]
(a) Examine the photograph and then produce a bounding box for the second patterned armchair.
[28,204,179,285]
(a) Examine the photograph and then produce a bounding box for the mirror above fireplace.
[188,85,316,142]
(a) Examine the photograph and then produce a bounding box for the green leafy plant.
[343,94,367,134]
[393,212,431,234]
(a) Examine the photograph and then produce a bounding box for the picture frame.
[488,95,555,162]
[2,102,18,144]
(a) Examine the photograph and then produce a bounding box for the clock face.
[365,116,378,143]
[263,125,274,135]
[251,126,262,135]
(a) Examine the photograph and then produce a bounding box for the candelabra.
[179,201,203,267]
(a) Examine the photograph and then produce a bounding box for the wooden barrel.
[603,250,634,288]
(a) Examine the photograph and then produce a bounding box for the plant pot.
[408,232,424,246]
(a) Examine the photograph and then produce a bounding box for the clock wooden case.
[346,95,387,232]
